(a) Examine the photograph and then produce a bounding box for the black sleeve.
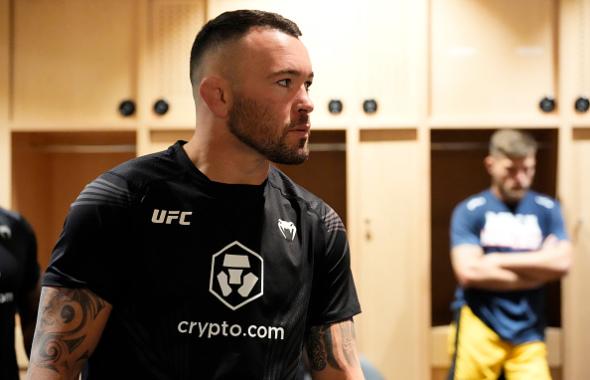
[308,205,361,326]
[42,173,137,305]
[16,214,40,294]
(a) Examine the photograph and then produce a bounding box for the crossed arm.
[451,235,572,291]
[305,319,365,380]
[26,286,111,380]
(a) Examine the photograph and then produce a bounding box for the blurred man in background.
[448,129,571,380]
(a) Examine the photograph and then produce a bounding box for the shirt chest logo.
[0,225,11,239]
[277,219,296,241]
[151,209,192,225]
[480,211,543,250]
[209,241,264,311]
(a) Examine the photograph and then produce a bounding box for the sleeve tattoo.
[31,288,106,373]
[306,321,358,372]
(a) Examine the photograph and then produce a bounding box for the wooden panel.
[561,0,590,123]
[143,129,193,155]
[11,132,136,269]
[356,133,427,380]
[356,0,426,127]
[431,0,555,120]
[13,0,136,126]
[0,0,8,123]
[144,0,205,126]
[0,0,9,206]
[563,131,590,379]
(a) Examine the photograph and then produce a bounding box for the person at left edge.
[26,9,364,380]
[0,207,40,380]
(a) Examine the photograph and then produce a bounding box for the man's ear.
[483,155,494,174]
[199,76,231,118]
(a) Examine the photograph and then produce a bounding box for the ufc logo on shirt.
[151,209,192,225]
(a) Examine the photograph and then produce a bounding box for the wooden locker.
[11,131,136,269]
[141,0,205,127]
[354,129,429,380]
[12,0,138,128]
[430,0,556,122]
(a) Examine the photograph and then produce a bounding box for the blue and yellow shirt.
[450,189,568,344]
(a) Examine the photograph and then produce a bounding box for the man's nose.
[515,170,528,184]
[296,86,314,114]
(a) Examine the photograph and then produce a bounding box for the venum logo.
[277,219,296,241]
[209,241,263,311]
[151,209,192,225]
[0,225,11,239]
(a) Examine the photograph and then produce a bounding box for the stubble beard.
[228,96,309,165]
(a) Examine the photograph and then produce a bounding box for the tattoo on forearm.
[307,326,327,370]
[306,322,358,372]
[32,288,106,373]
[340,322,356,366]
[324,327,342,370]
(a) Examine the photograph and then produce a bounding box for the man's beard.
[228,96,309,164]
[499,183,528,204]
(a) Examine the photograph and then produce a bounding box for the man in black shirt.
[0,207,40,380]
[27,9,364,380]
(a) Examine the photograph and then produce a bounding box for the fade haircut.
[189,9,302,85]
[489,129,538,157]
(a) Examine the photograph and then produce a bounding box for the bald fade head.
[189,9,302,86]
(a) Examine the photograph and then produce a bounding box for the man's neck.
[183,132,270,185]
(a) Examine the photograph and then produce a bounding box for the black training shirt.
[44,141,361,380]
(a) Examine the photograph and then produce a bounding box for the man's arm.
[451,244,543,291]
[305,319,365,380]
[26,286,111,380]
[487,235,572,282]
[18,279,41,357]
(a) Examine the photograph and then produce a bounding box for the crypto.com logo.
[209,241,263,311]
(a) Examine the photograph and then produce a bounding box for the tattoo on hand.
[33,288,106,373]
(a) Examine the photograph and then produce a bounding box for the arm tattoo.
[306,321,358,372]
[306,325,335,371]
[339,322,357,366]
[32,288,106,373]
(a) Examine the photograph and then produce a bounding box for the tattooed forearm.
[340,322,356,367]
[305,320,359,373]
[29,287,107,375]
[306,325,341,371]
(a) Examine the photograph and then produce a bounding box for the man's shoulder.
[527,190,559,211]
[72,145,184,209]
[267,166,338,222]
[0,207,21,224]
[456,191,491,214]
[108,145,184,187]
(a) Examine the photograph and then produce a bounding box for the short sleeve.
[548,201,569,241]
[308,206,361,327]
[450,201,481,248]
[42,173,138,304]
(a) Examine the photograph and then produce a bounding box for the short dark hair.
[489,129,538,157]
[189,9,302,84]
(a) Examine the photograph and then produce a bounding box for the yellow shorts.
[448,305,551,380]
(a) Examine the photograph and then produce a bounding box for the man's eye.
[305,81,312,91]
[277,79,291,87]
